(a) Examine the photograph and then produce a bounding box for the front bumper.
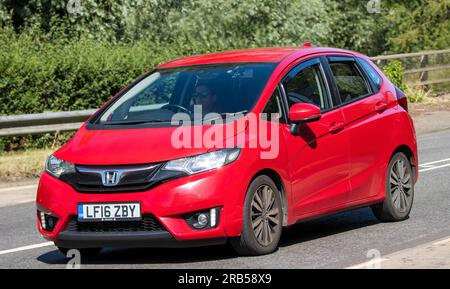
[55,230,226,249]
[36,161,248,248]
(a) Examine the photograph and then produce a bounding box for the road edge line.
[0,242,53,256]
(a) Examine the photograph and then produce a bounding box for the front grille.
[60,163,162,193]
[66,215,166,233]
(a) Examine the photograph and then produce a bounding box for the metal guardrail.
[0,110,96,137]
[1,49,449,138]
[371,49,450,61]
[371,49,450,88]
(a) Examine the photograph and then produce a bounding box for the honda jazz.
[37,46,418,256]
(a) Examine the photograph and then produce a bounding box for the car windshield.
[96,63,276,125]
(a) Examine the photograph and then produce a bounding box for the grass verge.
[0,149,52,182]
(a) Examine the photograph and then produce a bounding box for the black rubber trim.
[56,231,227,249]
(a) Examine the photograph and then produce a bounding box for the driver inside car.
[193,84,218,115]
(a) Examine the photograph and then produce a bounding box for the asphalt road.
[0,129,449,269]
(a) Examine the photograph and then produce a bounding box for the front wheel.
[372,152,414,222]
[230,175,283,255]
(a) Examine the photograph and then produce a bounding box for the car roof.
[157,46,354,69]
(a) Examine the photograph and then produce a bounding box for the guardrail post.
[419,54,429,91]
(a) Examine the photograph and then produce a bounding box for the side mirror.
[289,103,322,123]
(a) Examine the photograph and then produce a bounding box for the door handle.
[375,101,387,113]
[329,122,344,134]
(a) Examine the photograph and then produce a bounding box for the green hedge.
[0,27,182,151]
[381,60,406,91]
[0,29,178,115]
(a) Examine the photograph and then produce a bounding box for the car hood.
[54,122,246,165]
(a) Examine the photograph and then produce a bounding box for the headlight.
[45,155,75,178]
[162,148,241,175]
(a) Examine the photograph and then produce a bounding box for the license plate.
[78,203,141,222]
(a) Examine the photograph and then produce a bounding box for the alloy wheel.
[389,158,413,212]
[251,185,280,246]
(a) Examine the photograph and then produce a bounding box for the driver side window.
[283,64,328,110]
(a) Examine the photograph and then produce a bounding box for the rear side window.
[283,64,328,110]
[358,58,383,91]
[330,62,371,104]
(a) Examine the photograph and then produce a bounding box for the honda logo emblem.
[102,171,120,186]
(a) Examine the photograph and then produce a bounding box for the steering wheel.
[161,104,192,114]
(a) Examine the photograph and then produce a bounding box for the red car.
[37,46,418,256]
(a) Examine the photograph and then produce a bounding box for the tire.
[230,175,283,255]
[371,152,414,222]
[57,246,102,259]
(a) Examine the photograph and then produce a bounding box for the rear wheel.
[57,246,102,259]
[372,152,414,221]
[231,175,283,255]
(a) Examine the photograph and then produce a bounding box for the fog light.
[38,211,58,232]
[47,215,56,230]
[194,213,209,229]
[185,207,221,230]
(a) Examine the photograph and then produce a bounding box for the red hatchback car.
[37,46,418,256]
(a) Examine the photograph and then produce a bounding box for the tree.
[159,0,332,53]
[0,1,11,26]
[1,0,333,49]
[324,0,388,55]
[383,0,450,53]
[1,0,449,54]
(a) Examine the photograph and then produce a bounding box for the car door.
[326,56,394,201]
[279,57,352,216]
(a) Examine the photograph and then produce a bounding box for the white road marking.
[11,199,36,206]
[418,157,450,173]
[347,236,450,269]
[0,185,37,193]
[419,163,450,172]
[433,237,450,246]
[346,258,389,269]
[0,242,53,256]
[419,158,450,166]
[0,199,36,209]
